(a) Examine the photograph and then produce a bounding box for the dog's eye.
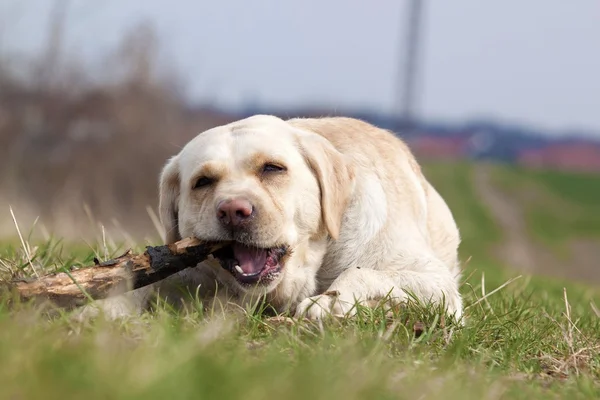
[193,177,214,189]
[262,163,286,173]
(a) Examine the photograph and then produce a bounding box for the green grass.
[1,162,600,399]
[528,169,600,208]
[423,162,502,260]
[423,162,516,287]
[489,165,600,246]
[0,241,599,400]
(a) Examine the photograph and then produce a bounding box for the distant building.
[518,143,600,173]
[407,135,468,160]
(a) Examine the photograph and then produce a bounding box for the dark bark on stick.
[6,237,227,309]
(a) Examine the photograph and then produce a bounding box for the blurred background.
[0,0,598,285]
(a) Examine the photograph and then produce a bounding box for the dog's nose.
[216,198,254,227]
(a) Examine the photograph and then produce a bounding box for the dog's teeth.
[234,265,244,274]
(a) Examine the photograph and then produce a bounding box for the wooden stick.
[5,237,228,309]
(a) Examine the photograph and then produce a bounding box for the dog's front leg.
[294,256,462,321]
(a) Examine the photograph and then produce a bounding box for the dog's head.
[158,115,354,294]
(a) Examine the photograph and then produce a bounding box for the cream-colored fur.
[79,115,463,322]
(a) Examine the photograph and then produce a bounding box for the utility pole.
[398,0,425,130]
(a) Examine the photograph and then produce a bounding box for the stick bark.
[6,237,227,309]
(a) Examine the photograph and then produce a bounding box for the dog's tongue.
[233,243,268,275]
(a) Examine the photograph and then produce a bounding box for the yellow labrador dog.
[82,115,463,321]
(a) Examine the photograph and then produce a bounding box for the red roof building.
[518,143,600,173]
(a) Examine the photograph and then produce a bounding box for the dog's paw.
[294,291,357,321]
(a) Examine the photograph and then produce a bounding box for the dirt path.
[473,164,538,273]
[473,164,600,284]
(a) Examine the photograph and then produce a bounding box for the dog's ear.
[158,155,182,244]
[298,134,354,240]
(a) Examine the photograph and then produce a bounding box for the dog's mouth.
[212,242,289,285]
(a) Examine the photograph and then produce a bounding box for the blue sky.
[2,0,599,136]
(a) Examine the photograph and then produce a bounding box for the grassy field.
[1,162,599,399]
[489,165,600,245]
